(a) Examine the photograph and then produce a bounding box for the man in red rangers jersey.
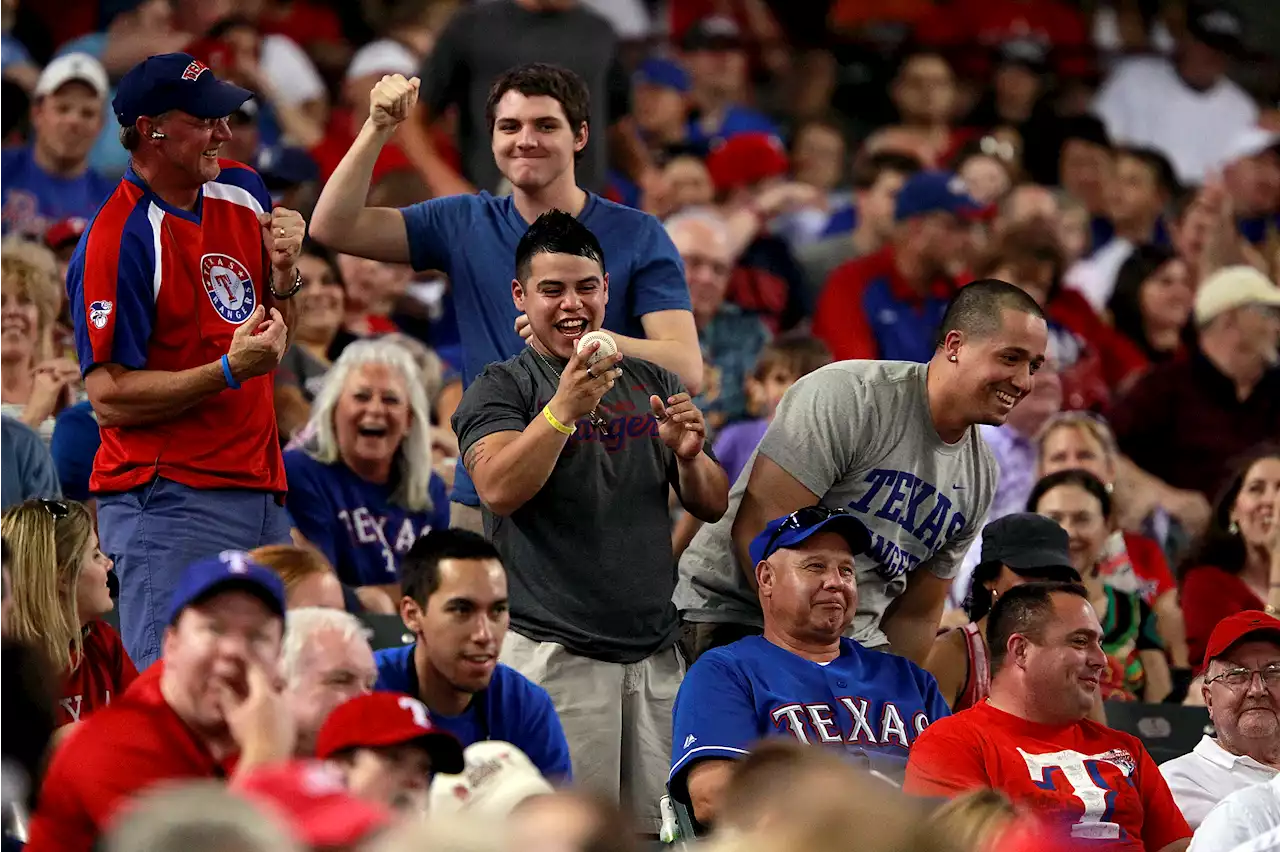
[25,551,295,852]
[904,582,1191,852]
[65,52,307,670]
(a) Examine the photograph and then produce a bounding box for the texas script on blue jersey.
[283,450,449,587]
[668,636,950,801]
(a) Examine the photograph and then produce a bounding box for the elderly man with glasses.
[1162,611,1280,828]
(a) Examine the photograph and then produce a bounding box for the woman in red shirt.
[1107,244,1194,370]
[0,499,137,727]
[1181,449,1280,672]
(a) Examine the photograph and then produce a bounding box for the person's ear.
[512,279,525,311]
[601,271,609,303]
[757,560,774,595]
[574,121,588,154]
[942,329,963,364]
[400,597,424,633]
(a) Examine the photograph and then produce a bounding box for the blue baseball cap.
[167,550,286,625]
[635,58,690,94]
[113,52,254,128]
[749,507,873,565]
[894,170,991,222]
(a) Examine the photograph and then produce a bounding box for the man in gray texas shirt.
[676,279,1051,666]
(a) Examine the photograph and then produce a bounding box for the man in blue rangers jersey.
[373,529,571,781]
[668,506,951,828]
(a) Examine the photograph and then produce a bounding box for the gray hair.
[104,781,301,852]
[663,205,731,246]
[281,606,371,687]
[302,337,434,511]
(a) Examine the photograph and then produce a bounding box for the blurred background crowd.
[2,0,1280,849]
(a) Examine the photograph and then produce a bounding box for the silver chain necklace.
[531,346,612,436]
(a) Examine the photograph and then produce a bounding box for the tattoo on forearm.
[463,442,487,474]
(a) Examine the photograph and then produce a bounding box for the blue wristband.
[221,354,241,390]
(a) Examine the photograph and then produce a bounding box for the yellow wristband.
[542,404,574,436]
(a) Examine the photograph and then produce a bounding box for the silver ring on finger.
[586,366,595,379]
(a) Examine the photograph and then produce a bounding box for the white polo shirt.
[1189,773,1280,852]
[1161,735,1279,827]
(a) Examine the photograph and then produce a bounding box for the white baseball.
[576,330,617,366]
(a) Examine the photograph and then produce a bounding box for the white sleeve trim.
[667,745,750,785]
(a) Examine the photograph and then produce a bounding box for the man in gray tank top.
[676,280,1050,666]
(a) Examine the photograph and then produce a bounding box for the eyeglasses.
[1206,663,1280,690]
[759,506,849,561]
[39,499,69,520]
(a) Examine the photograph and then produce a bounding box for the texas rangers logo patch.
[89,300,113,329]
[182,60,209,81]
[201,252,256,324]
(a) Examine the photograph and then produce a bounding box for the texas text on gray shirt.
[452,347,712,664]
[420,1,623,194]
[675,360,996,650]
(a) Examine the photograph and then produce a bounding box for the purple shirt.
[950,424,1039,607]
[712,418,770,485]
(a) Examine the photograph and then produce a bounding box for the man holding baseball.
[309,64,699,535]
[65,52,307,669]
[451,210,727,834]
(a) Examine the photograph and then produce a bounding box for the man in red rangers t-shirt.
[905,581,1191,852]
[25,552,295,852]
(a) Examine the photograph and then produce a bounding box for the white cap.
[1222,126,1280,166]
[1194,265,1280,326]
[428,741,554,818]
[35,53,108,100]
[345,39,418,81]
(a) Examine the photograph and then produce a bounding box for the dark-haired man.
[677,279,1048,667]
[372,529,571,780]
[310,63,700,535]
[451,210,728,831]
[905,582,1192,852]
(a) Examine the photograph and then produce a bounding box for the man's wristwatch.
[269,267,304,299]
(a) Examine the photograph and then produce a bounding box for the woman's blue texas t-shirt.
[284,449,449,587]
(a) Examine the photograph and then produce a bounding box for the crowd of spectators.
[2,0,1280,850]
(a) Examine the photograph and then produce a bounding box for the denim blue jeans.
[97,477,291,670]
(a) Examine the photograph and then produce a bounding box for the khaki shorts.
[449,502,485,535]
[501,631,685,833]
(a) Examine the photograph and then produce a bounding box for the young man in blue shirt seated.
[374,528,571,781]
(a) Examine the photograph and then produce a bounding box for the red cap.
[1205,610,1280,663]
[238,760,391,847]
[184,37,237,78]
[706,132,790,194]
[315,692,465,774]
[44,217,87,251]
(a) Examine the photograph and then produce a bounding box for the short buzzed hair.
[986,581,1089,674]
[937,278,1045,345]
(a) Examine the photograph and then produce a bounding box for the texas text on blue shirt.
[374,644,572,780]
[668,636,951,800]
[398,191,692,507]
[1,146,114,239]
[283,449,449,588]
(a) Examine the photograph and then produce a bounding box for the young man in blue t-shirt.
[309,62,700,532]
[373,527,571,781]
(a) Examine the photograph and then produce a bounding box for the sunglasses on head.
[39,499,69,520]
[759,506,850,561]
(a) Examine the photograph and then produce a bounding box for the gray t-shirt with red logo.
[675,360,996,650]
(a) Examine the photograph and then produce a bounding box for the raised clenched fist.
[369,73,420,131]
